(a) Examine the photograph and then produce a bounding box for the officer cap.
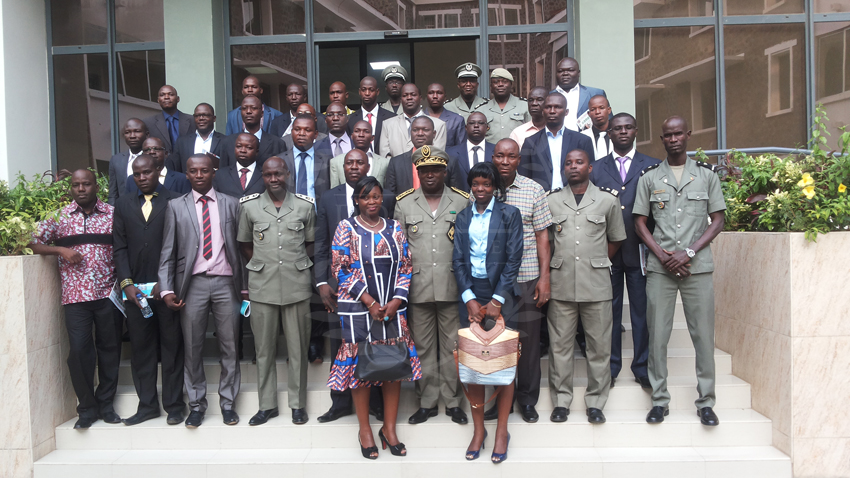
[490,68,514,82]
[412,145,449,169]
[455,62,482,79]
[382,64,408,83]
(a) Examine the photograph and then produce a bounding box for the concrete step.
[34,446,790,478]
[53,408,774,451]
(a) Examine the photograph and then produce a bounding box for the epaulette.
[640,163,661,176]
[444,97,453,105]
[396,188,415,201]
[473,99,490,109]
[295,193,315,204]
[239,193,260,203]
[518,97,527,101]
[450,186,470,199]
[598,186,619,197]
[547,187,562,197]
[696,161,717,172]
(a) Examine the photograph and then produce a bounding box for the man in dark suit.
[346,76,395,156]
[447,112,495,192]
[283,103,329,153]
[519,93,595,192]
[589,113,660,389]
[219,95,287,169]
[552,58,607,132]
[113,155,185,427]
[108,118,149,205]
[269,83,328,137]
[384,116,439,198]
[426,82,467,149]
[225,75,284,135]
[125,137,191,196]
[143,85,196,152]
[213,133,266,198]
[168,103,225,173]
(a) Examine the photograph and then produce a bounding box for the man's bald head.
[133,154,155,170]
[186,154,213,170]
[662,115,689,132]
[262,156,288,173]
[71,168,97,183]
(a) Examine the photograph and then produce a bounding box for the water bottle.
[136,293,153,318]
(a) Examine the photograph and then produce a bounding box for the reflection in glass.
[414,40,477,102]
[488,33,567,99]
[230,44,308,113]
[633,27,717,159]
[814,0,850,13]
[725,24,807,149]
[634,0,713,19]
[229,0,305,36]
[815,22,850,150]
[50,0,108,46]
[53,54,111,173]
[725,0,803,15]
[319,47,362,111]
[116,51,167,146]
[115,0,164,43]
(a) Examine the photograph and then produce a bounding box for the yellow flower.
[797,173,814,188]
[839,183,847,193]
[802,185,816,200]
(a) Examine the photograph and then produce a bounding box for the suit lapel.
[624,154,644,185]
[458,148,471,175]
[245,166,263,192]
[184,194,200,241]
[147,191,170,223]
[538,133,553,173]
[576,184,597,210]
[154,115,171,149]
[486,201,502,254]
[414,190,432,217]
[602,155,622,184]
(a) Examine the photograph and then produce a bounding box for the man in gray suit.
[108,118,149,205]
[158,154,247,429]
[378,83,447,159]
[329,120,389,188]
[143,85,196,152]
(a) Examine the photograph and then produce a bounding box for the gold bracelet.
[489,300,502,308]
[120,278,134,289]
[368,300,377,308]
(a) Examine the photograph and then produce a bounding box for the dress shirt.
[461,196,505,305]
[547,126,567,189]
[294,145,316,199]
[237,161,257,188]
[504,174,553,282]
[159,166,168,184]
[194,130,214,154]
[582,126,613,160]
[244,128,262,142]
[509,121,543,148]
[345,183,355,217]
[615,146,637,177]
[137,184,165,206]
[361,104,380,133]
[555,84,581,131]
[283,113,296,136]
[467,140,486,169]
[329,132,353,156]
[190,188,233,277]
[125,150,143,178]
[403,109,427,129]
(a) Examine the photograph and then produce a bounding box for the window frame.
[765,39,797,117]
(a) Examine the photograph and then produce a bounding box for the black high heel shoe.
[359,434,378,460]
[378,427,407,456]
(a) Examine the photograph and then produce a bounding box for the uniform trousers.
[63,298,122,419]
[646,271,716,409]
[508,278,543,406]
[126,299,185,416]
[610,264,649,379]
[251,299,311,410]
[410,301,462,409]
[181,274,241,412]
[547,299,613,409]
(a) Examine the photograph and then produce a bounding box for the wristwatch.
[685,248,696,258]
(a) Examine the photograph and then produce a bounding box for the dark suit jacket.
[383,151,414,198]
[225,104,284,136]
[144,110,196,152]
[281,147,332,205]
[124,170,191,197]
[268,112,329,137]
[218,132,287,170]
[518,127,596,192]
[345,107,395,156]
[446,141,496,192]
[452,200,524,301]
[113,186,180,285]
[434,109,467,148]
[589,151,661,268]
[167,131,225,173]
[107,151,132,205]
[213,164,266,199]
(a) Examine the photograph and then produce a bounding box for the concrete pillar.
[0,0,51,182]
[574,0,636,115]
[163,0,227,130]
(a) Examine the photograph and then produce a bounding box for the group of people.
[30,56,727,465]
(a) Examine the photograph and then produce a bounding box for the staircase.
[34,298,791,477]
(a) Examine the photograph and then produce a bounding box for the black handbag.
[354,341,413,382]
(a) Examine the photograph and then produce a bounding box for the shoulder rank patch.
[450,186,470,199]
[640,163,661,176]
[295,193,315,204]
[474,99,490,109]
[696,161,718,172]
[546,187,562,197]
[239,193,260,203]
[444,97,454,105]
[396,188,415,201]
[598,186,619,197]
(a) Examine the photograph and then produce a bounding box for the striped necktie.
[199,195,212,260]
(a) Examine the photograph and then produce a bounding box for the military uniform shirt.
[444,95,489,121]
[237,191,317,305]
[633,158,726,274]
[481,95,531,143]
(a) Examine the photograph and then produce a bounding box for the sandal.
[378,427,407,456]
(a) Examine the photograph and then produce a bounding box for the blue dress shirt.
[461,196,505,305]
[293,145,316,199]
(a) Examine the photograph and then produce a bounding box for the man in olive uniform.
[395,146,471,426]
[547,149,626,425]
[482,68,530,144]
[380,64,408,115]
[444,62,489,121]
[237,156,317,426]
[633,116,726,427]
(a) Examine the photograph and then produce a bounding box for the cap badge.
[466,64,473,71]
[421,145,431,156]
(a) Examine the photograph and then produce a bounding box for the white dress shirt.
[159,166,168,184]
[581,127,614,160]
[546,126,566,189]
[345,183,355,217]
[194,130,214,154]
[244,128,262,141]
[236,160,257,187]
[556,84,581,132]
[361,104,380,134]
[283,113,297,136]
[467,140,486,170]
[125,150,142,178]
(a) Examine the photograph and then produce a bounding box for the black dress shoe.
[646,406,669,424]
[166,411,184,425]
[550,407,569,423]
[577,340,587,358]
[483,405,513,421]
[445,407,468,425]
[122,412,160,426]
[369,407,384,422]
[620,324,626,333]
[586,408,606,424]
[249,408,279,426]
[292,408,309,424]
[698,407,720,426]
[308,343,323,364]
[99,411,122,424]
[635,376,651,389]
[74,416,97,429]
[520,405,539,423]
[317,407,353,423]
[408,406,438,424]
[222,409,239,425]
[610,377,616,388]
[185,410,204,428]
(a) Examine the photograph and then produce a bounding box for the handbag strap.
[453,349,503,410]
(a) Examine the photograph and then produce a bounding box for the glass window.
[486,0,566,25]
[724,0,804,15]
[230,43,308,113]
[815,0,850,13]
[116,51,167,146]
[229,0,305,36]
[50,0,108,46]
[413,39,477,100]
[635,0,712,19]
[315,0,478,33]
[489,33,567,98]
[815,22,850,150]
[634,27,718,159]
[635,29,651,63]
[115,0,164,43]
[725,24,807,149]
[319,46,362,111]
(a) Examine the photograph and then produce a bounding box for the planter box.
[714,232,850,478]
[0,255,75,477]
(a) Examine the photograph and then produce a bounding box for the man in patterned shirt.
[29,169,123,430]
[487,138,553,423]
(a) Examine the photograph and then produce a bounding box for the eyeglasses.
[143,147,166,153]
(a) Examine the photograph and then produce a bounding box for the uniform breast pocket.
[686,191,709,217]
[405,215,424,238]
[254,223,270,245]
[649,193,670,218]
[287,221,305,245]
[585,215,606,236]
[551,215,568,235]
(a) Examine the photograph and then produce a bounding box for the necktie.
[472,146,481,165]
[297,152,309,195]
[333,138,343,156]
[167,116,179,148]
[240,168,250,190]
[367,112,374,132]
[199,196,212,260]
[617,157,629,183]
[141,195,153,221]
